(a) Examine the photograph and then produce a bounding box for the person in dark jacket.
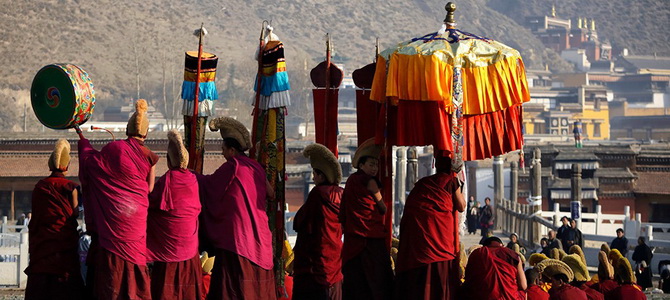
[610,228,629,257]
[479,197,494,238]
[632,236,653,289]
[466,196,479,235]
[557,216,571,250]
[568,219,583,248]
[541,230,562,257]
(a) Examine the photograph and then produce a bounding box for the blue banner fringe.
[181,81,219,101]
[254,72,291,96]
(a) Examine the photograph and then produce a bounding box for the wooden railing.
[495,199,670,271]
[495,198,548,247]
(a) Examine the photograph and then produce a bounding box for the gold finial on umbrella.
[444,2,457,28]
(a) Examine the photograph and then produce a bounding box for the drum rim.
[31,64,82,129]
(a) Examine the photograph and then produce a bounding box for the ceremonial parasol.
[370,2,530,168]
[368,2,531,244]
[250,22,291,293]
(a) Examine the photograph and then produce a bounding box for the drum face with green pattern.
[31,64,95,129]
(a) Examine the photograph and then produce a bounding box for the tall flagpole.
[189,23,205,171]
[250,21,268,160]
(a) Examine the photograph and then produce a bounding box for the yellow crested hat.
[562,254,590,282]
[303,143,342,185]
[209,117,252,151]
[167,129,188,169]
[48,139,71,172]
[352,138,381,168]
[126,99,149,137]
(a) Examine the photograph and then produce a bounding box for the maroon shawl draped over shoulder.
[27,172,79,274]
[396,172,459,272]
[197,155,273,270]
[339,170,387,263]
[293,184,343,287]
[462,245,523,300]
[78,138,154,265]
[147,168,201,262]
[549,284,587,300]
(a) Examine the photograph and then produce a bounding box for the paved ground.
[0,289,23,300]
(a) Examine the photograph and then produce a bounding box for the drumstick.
[90,126,116,141]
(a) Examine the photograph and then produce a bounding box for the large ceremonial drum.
[31,64,95,129]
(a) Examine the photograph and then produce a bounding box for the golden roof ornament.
[551,4,556,17]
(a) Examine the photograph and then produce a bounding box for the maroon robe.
[197,155,275,300]
[395,172,460,300]
[151,255,203,300]
[576,283,604,300]
[590,279,618,295]
[605,284,645,300]
[293,184,343,299]
[206,248,276,300]
[339,170,393,300]
[25,172,84,300]
[549,284,587,300]
[147,169,203,300]
[462,244,524,300]
[78,138,158,300]
[527,285,550,300]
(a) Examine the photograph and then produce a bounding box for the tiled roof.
[621,56,670,71]
[610,115,670,129]
[554,151,599,161]
[0,151,226,177]
[594,168,636,178]
[635,172,670,195]
[549,178,598,189]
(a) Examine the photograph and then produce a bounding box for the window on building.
[582,123,588,138]
[594,123,601,137]
[594,98,601,111]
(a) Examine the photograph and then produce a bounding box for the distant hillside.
[487,0,670,57]
[0,0,664,131]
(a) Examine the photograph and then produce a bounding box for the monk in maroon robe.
[25,139,84,300]
[526,268,550,300]
[77,100,157,300]
[462,237,527,299]
[549,284,587,300]
[339,138,393,300]
[545,265,587,300]
[590,251,618,295]
[395,156,465,300]
[606,258,645,300]
[198,117,276,300]
[293,143,344,300]
[147,130,203,300]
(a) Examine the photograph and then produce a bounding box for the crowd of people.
[21,99,667,299]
